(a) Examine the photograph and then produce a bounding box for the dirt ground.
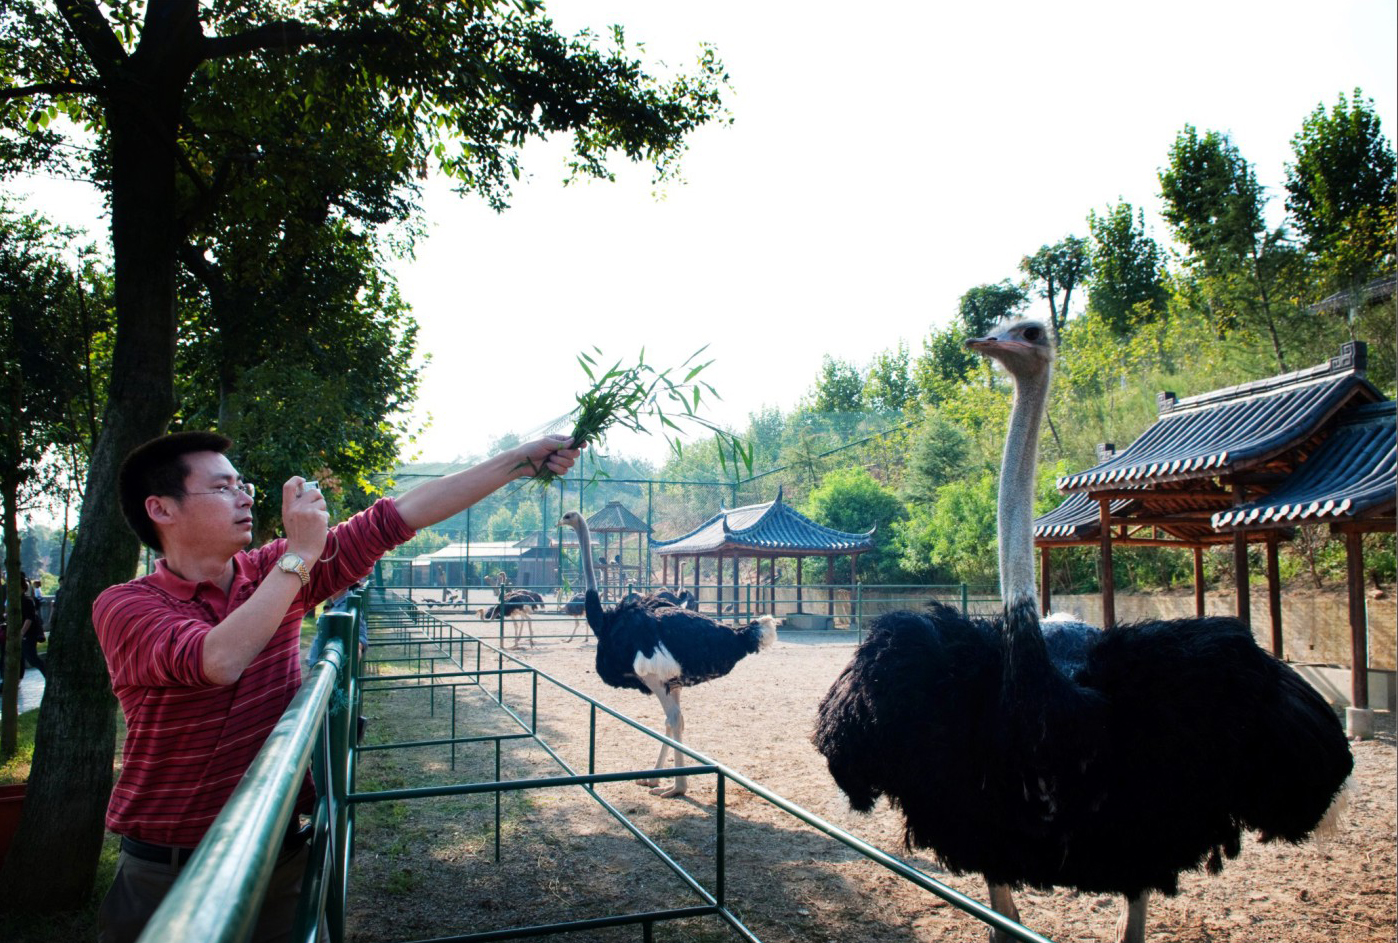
[345,616,1396,943]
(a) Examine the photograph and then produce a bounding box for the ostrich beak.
[966,334,1030,355]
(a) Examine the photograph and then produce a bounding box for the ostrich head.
[965,318,1055,381]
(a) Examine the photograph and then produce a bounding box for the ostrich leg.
[986,882,1021,943]
[1115,893,1147,943]
[652,687,688,798]
[638,680,672,788]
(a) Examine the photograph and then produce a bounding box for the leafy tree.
[0,206,102,755]
[810,354,865,414]
[1020,236,1092,336]
[1086,202,1168,336]
[801,466,907,583]
[1284,89,1397,310]
[957,280,1028,337]
[913,320,978,402]
[1159,125,1302,371]
[902,409,975,506]
[0,0,730,909]
[514,499,542,537]
[744,405,788,469]
[486,506,514,541]
[863,341,916,413]
[900,472,999,588]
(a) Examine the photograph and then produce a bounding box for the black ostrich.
[560,592,589,643]
[621,588,700,611]
[560,510,777,798]
[478,589,541,649]
[812,319,1353,943]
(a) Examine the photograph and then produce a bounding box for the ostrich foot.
[638,777,661,788]
[651,778,687,798]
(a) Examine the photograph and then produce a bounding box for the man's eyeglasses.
[186,481,256,500]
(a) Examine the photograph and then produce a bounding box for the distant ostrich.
[560,592,589,642]
[478,589,541,649]
[813,319,1353,943]
[560,510,777,798]
[620,588,700,611]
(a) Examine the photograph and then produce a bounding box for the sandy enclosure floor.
[344,616,1396,943]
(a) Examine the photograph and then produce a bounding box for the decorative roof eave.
[653,485,876,556]
[1057,342,1382,493]
[1211,401,1397,532]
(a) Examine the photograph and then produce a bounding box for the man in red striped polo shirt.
[94,430,579,943]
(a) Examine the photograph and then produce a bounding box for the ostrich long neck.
[573,518,598,595]
[999,363,1050,608]
[568,515,607,634]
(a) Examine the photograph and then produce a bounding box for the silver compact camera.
[300,480,320,495]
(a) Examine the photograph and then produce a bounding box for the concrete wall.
[1050,591,1396,672]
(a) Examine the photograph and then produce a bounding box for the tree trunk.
[2,460,24,758]
[0,10,195,904]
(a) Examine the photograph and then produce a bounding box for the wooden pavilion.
[651,486,875,621]
[583,500,651,598]
[1212,399,1395,735]
[1034,340,1392,736]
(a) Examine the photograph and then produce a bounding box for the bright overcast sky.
[9,0,1397,470]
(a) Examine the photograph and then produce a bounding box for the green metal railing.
[135,585,1052,943]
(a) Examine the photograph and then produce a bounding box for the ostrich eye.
[1023,326,1042,342]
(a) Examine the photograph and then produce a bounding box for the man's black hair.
[118,431,234,552]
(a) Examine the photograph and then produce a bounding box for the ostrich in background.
[560,592,588,643]
[478,589,542,649]
[622,588,700,611]
[813,319,1353,943]
[560,510,777,798]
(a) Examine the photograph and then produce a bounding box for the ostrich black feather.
[813,600,1353,899]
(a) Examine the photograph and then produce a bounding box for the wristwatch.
[277,552,311,587]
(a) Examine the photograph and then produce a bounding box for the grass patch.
[0,709,39,785]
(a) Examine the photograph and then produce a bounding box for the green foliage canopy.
[801,466,907,583]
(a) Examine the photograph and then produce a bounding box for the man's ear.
[145,494,178,527]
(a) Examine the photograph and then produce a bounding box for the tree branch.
[54,0,129,76]
[203,21,394,60]
[0,82,103,102]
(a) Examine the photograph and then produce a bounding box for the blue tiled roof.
[585,501,651,533]
[1212,401,1396,530]
[1033,492,1133,541]
[653,486,875,555]
[1058,342,1381,492]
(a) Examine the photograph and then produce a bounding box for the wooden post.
[693,554,701,608]
[827,555,836,617]
[1193,546,1205,617]
[1346,530,1369,710]
[1098,498,1116,629]
[717,553,725,621]
[1232,484,1251,627]
[1039,546,1051,616]
[733,556,740,621]
[796,557,804,613]
[1265,534,1283,658]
